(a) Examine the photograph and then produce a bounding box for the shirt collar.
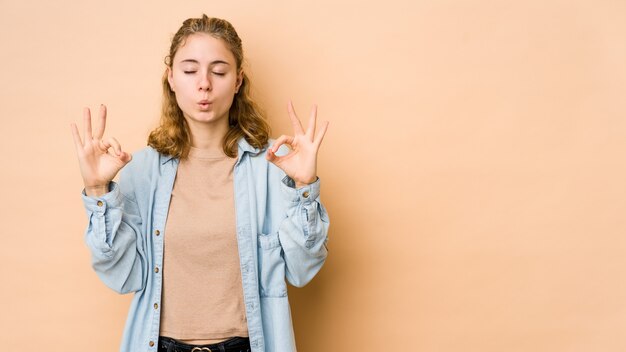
[159,137,264,165]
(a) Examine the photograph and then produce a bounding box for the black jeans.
[158,336,251,352]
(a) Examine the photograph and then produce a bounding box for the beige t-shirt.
[159,146,248,344]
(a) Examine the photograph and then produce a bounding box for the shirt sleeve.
[81,181,147,294]
[276,175,330,287]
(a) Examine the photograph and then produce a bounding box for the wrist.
[295,177,317,189]
[85,183,109,197]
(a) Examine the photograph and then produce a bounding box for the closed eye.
[183,71,225,76]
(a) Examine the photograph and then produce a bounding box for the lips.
[198,100,213,110]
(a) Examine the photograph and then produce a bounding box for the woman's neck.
[187,118,229,150]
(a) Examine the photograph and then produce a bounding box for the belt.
[158,336,250,352]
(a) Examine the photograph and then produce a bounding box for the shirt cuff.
[280,176,321,203]
[81,182,123,214]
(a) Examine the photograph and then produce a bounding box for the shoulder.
[117,146,165,198]
[131,146,161,164]
[237,138,289,158]
[119,146,163,180]
[243,138,289,167]
[247,138,289,157]
[243,139,289,187]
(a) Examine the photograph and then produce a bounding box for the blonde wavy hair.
[148,15,270,159]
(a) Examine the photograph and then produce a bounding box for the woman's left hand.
[266,100,329,188]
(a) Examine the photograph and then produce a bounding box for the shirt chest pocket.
[257,233,287,297]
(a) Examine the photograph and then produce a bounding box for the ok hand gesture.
[70,105,132,196]
[266,101,329,189]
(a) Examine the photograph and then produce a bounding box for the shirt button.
[154,267,159,273]
[154,303,158,309]
[302,191,310,198]
[155,229,160,236]
[149,341,154,347]
[96,200,103,207]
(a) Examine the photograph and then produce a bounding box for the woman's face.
[167,33,242,128]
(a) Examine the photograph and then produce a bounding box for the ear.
[167,67,175,92]
[235,70,243,93]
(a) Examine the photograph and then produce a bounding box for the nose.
[198,71,212,91]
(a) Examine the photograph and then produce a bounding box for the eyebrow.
[179,59,231,65]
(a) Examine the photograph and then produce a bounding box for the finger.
[266,148,279,163]
[314,120,329,146]
[271,134,295,153]
[93,104,107,140]
[305,104,317,141]
[99,138,114,153]
[101,137,129,162]
[83,107,93,140]
[119,151,132,163]
[105,136,123,156]
[100,139,111,153]
[287,100,304,135]
[70,123,83,149]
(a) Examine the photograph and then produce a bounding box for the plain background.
[1,0,625,351]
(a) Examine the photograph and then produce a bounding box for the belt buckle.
[191,348,212,352]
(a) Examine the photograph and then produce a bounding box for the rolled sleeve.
[80,180,146,293]
[277,176,329,287]
[280,176,321,203]
[81,182,124,255]
[81,182,123,214]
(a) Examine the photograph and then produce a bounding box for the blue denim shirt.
[81,137,329,352]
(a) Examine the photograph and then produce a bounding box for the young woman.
[70,15,330,352]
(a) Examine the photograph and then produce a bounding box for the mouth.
[198,100,213,110]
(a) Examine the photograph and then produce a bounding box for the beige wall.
[1,0,625,350]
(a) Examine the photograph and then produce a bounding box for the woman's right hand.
[70,104,132,196]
